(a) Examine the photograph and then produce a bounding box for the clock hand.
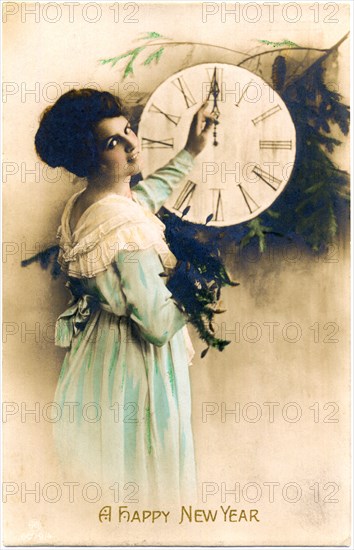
[207,67,220,146]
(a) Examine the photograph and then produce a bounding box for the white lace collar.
[56,189,177,278]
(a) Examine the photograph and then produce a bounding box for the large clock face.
[138,62,296,226]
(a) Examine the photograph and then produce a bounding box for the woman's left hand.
[184,101,218,158]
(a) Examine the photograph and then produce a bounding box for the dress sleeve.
[114,246,188,346]
[132,148,195,213]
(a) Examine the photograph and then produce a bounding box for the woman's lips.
[127,151,140,162]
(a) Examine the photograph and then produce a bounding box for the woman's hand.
[184,101,218,158]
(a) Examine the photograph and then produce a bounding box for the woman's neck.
[85,171,132,199]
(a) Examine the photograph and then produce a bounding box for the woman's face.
[94,116,142,180]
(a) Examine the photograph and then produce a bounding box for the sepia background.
[2,1,351,546]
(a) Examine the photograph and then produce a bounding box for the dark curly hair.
[34,88,128,178]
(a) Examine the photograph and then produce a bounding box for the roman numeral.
[148,104,181,126]
[141,137,174,149]
[173,180,197,211]
[238,185,259,214]
[206,67,224,101]
[252,104,282,125]
[171,76,197,108]
[235,80,253,107]
[211,189,224,222]
[252,166,282,191]
[259,140,292,150]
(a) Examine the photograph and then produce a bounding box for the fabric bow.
[54,290,100,348]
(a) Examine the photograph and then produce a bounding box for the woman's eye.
[108,138,119,150]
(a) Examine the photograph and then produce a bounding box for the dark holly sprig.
[160,207,239,356]
[21,245,61,279]
[166,259,238,357]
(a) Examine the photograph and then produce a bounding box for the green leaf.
[258,38,300,48]
[259,234,266,253]
[181,205,191,217]
[305,181,325,194]
[241,216,278,252]
[128,46,145,57]
[123,59,135,78]
[100,47,143,67]
[266,209,280,219]
[143,47,164,65]
[139,31,165,40]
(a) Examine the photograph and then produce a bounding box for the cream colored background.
[2,1,351,546]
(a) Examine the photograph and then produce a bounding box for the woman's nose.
[124,133,138,152]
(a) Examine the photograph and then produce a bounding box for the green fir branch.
[99,32,170,78]
[138,32,167,41]
[99,46,144,68]
[240,218,277,253]
[258,39,300,48]
[143,47,164,65]
[99,33,250,79]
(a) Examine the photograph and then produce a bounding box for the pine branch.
[257,39,300,48]
[160,210,239,353]
[21,245,62,279]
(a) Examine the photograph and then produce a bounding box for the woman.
[35,88,215,506]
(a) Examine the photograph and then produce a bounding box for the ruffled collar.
[56,188,177,278]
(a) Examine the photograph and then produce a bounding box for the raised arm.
[132,148,195,213]
[132,101,217,213]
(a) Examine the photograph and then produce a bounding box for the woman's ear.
[98,161,109,172]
